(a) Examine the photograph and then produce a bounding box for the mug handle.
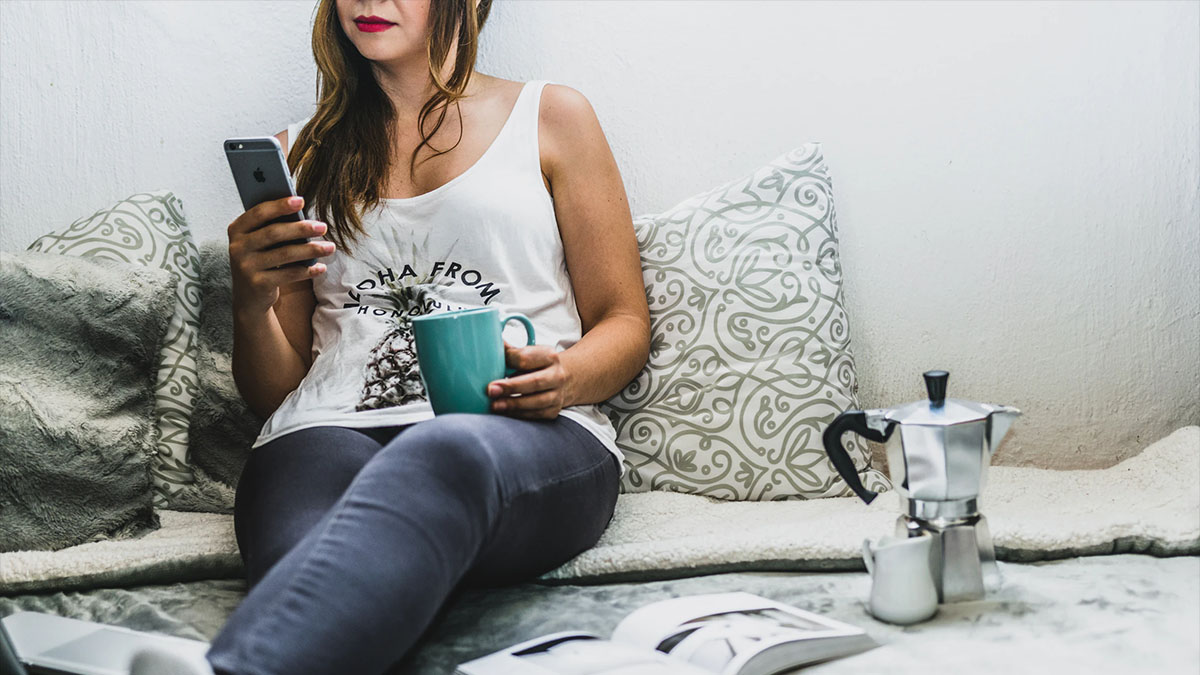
[862,538,875,576]
[500,313,536,377]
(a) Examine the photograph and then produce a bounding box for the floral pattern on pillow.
[602,145,889,500]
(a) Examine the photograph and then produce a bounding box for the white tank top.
[252,80,624,474]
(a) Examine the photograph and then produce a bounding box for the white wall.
[2,0,1196,468]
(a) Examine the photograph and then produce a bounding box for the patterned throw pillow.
[27,191,202,509]
[602,145,890,501]
[180,239,269,513]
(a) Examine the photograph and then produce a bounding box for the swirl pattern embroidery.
[28,191,203,508]
[602,145,889,501]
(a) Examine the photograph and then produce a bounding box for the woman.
[133,0,648,673]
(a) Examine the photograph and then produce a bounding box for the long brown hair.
[288,0,494,257]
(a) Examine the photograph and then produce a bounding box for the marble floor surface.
[1,554,1196,673]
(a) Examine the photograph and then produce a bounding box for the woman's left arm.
[488,84,650,419]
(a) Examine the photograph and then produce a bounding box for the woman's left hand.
[487,343,573,420]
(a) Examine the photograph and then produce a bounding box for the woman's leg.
[460,417,620,588]
[205,413,620,675]
[233,425,402,587]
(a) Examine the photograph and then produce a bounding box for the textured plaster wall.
[1,1,1196,469]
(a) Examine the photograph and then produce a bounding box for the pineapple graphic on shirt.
[353,234,460,412]
[355,281,437,411]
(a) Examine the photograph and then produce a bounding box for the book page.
[611,593,860,651]
[666,609,853,673]
[608,593,874,675]
[459,596,874,675]
[517,636,710,675]
[456,632,712,675]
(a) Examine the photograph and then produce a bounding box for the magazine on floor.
[455,591,877,675]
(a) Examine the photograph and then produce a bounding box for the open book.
[455,592,876,675]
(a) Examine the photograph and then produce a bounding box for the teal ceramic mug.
[411,307,536,415]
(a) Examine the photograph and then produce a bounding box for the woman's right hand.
[227,195,336,317]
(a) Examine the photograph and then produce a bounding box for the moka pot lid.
[883,371,1010,426]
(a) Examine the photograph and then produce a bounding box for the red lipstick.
[354,15,395,33]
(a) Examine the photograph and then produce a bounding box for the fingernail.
[493,400,506,411]
[488,384,501,396]
[289,196,303,207]
[314,222,327,234]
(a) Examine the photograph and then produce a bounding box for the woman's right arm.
[229,129,336,419]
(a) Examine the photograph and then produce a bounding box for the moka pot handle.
[822,410,893,504]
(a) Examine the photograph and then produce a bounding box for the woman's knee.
[380,414,503,496]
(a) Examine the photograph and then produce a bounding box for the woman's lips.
[354,17,395,33]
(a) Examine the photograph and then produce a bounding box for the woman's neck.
[368,52,477,123]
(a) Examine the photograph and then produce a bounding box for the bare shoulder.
[539,83,597,130]
[538,83,605,178]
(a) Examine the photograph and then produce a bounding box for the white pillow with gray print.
[28,190,202,509]
[602,145,889,500]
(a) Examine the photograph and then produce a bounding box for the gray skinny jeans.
[205,413,621,674]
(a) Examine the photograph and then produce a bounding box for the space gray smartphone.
[224,135,316,268]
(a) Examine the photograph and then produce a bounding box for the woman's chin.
[356,45,420,68]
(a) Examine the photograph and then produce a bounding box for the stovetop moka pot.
[822,370,1020,602]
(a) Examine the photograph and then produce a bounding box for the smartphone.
[224,135,317,268]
